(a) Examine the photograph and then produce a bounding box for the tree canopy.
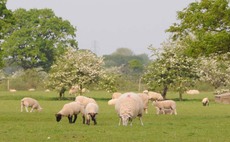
[167,0,230,57]
[2,8,77,71]
[0,0,14,68]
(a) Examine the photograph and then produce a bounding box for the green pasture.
[0,91,229,142]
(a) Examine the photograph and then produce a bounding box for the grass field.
[0,90,229,142]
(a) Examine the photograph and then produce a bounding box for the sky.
[6,0,197,56]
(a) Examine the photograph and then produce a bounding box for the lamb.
[21,97,42,112]
[112,92,122,99]
[55,101,84,123]
[202,97,209,106]
[84,103,99,125]
[138,93,149,114]
[153,100,177,115]
[115,92,144,126]
[143,90,164,101]
[108,99,118,105]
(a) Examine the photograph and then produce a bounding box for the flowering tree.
[143,42,199,100]
[197,53,230,89]
[46,49,105,98]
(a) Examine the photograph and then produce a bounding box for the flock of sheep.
[20,89,209,126]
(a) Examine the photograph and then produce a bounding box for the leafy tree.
[46,49,110,99]
[2,8,77,71]
[143,42,199,100]
[167,0,230,57]
[0,0,14,68]
[197,53,230,89]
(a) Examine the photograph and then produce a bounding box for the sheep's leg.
[86,119,90,125]
[68,115,73,123]
[21,105,24,112]
[30,107,34,112]
[72,114,77,123]
[118,117,121,126]
[174,109,177,115]
[139,117,144,126]
[25,107,29,112]
[82,115,85,124]
[92,116,97,125]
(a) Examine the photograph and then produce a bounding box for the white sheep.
[21,97,42,112]
[115,92,144,126]
[84,103,99,125]
[153,100,177,115]
[143,90,164,101]
[202,97,209,106]
[186,89,200,95]
[112,92,122,99]
[138,93,149,114]
[55,101,84,123]
[69,85,80,96]
[75,96,97,108]
[108,99,118,105]
[9,89,17,92]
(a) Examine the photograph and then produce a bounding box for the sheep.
[202,97,209,106]
[138,93,149,114]
[55,101,84,123]
[153,100,177,115]
[28,88,35,91]
[112,92,122,99]
[115,92,144,126]
[143,90,164,101]
[186,89,200,95]
[84,103,99,125]
[21,97,42,112]
[75,96,97,108]
[69,85,80,96]
[9,89,17,92]
[108,99,118,105]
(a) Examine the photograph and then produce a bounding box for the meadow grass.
[0,90,229,142]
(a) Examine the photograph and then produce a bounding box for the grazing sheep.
[108,99,118,105]
[21,97,42,112]
[153,100,177,115]
[202,97,209,106]
[186,89,200,95]
[69,85,80,96]
[138,93,149,114]
[112,92,122,99]
[55,101,84,123]
[84,103,99,125]
[143,90,163,101]
[115,92,144,126]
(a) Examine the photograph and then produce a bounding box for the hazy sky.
[6,0,197,56]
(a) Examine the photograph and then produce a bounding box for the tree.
[2,8,77,71]
[143,42,199,100]
[0,0,14,68]
[167,0,230,57]
[46,49,106,99]
[197,53,230,89]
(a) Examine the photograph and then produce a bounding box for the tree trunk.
[162,85,168,99]
[179,92,183,101]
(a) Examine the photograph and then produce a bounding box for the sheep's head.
[121,114,131,126]
[55,114,62,122]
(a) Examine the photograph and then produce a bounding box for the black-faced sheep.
[115,92,144,126]
[21,97,42,112]
[55,101,84,124]
[84,103,99,125]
